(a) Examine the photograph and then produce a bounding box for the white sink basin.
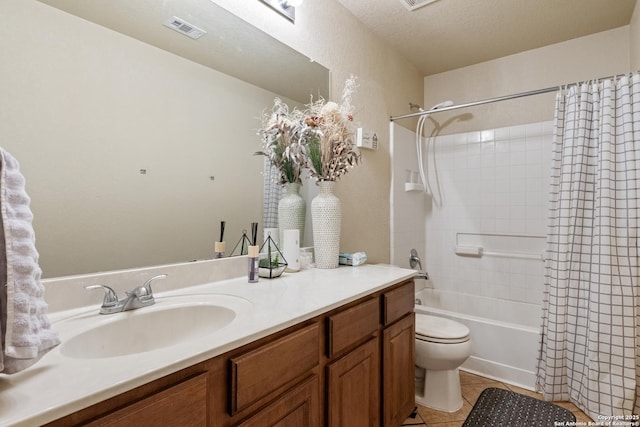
[59,294,250,359]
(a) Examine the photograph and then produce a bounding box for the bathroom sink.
[59,295,249,359]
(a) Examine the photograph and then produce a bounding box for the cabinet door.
[382,313,415,427]
[237,376,320,427]
[326,337,380,427]
[84,373,208,427]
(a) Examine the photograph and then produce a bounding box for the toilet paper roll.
[282,229,300,272]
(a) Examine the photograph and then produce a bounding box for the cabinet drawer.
[85,373,208,427]
[230,323,320,415]
[237,375,320,427]
[382,280,415,326]
[326,297,379,358]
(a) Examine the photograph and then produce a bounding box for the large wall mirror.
[1,0,329,278]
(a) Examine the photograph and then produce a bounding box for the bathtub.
[414,288,541,390]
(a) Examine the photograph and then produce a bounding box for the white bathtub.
[414,288,541,390]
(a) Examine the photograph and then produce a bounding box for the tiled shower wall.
[391,120,554,328]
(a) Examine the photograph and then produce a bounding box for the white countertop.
[0,263,415,426]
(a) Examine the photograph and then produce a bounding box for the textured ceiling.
[336,0,637,75]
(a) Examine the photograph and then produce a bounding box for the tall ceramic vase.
[311,181,341,269]
[278,182,305,245]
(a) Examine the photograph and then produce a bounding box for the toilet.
[414,313,471,412]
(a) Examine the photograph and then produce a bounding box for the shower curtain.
[263,159,281,229]
[536,73,640,419]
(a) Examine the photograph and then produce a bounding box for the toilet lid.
[415,314,470,342]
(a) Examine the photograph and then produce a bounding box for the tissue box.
[339,251,367,266]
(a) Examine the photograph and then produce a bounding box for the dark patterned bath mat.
[462,387,576,427]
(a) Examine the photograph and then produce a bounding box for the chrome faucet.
[85,274,167,314]
[414,271,430,280]
[409,249,429,280]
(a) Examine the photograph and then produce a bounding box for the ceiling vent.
[399,0,441,11]
[163,17,206,39]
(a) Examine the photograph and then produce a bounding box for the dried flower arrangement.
[256,98,306,185]
[256,75,361,185]
[302,75,360,182]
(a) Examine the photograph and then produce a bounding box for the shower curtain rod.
[389,71,637,122]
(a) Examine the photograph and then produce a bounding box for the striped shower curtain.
[537,73,640,420]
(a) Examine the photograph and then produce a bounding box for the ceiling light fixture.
[259,0,303,23]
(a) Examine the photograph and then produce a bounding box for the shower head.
[408,100,454,113]
[429,100,454,110]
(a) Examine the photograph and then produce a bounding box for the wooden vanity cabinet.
[228,323,320,415]
[236,375,320,427]
[382,281,416,426]
[83,373,208,427]
[382,314,415,426]
[326,297,379,358]
[47,279,415,427]
[43,361,213,427]
[327,337,380,426]
[326,297,381,426]
[324,279,415,427]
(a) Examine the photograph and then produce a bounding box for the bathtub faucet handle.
[410,248,423,270]
[410,249,429,280]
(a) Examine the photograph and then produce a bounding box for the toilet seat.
[416,314,470,344]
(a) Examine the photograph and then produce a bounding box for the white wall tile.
[392,120,552,327]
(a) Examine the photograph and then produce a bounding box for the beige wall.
[2,0,424,277]
[212,1,425,263]
[424,27,631,134]
[1,0,280,276]
[631,1,640,70]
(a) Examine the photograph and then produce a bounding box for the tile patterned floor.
[402,371,593,426]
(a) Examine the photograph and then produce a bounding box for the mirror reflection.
[2,0,329,277]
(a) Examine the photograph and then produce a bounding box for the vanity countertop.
[0,263,415,426]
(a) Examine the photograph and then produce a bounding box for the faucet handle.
[409,248,423,270]
[85,284,119,307]
[140,274,168,297]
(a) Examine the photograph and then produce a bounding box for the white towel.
[0,148,60,374]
